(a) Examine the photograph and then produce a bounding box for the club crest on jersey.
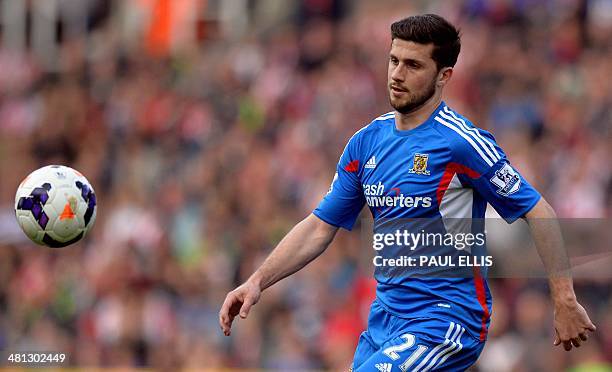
[409,153,430,175]
[490,163,521,196]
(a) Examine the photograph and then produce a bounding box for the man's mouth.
[390,85,408,93]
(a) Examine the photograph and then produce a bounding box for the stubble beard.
[389,79,437,115]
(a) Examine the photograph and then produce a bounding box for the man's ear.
[437,67,453,87]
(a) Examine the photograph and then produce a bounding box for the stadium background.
[0,0,610,370]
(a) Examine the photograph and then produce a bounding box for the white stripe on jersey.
[438,110,500,164]
[417,323,465,372]
[431,327,465,370]
[445,322,456,339]
[442,106,501,161]
[373,112,395,121]
[412,323,455,372]
[422,326,464,372]
[434,116,494,167]
[413,339,451,372]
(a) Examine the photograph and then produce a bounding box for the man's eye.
[390,57,399,65]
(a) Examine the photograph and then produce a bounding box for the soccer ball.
[14,165,97,248]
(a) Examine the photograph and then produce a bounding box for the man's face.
[388,39,440,114]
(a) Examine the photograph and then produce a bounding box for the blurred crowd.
[0,0,610,370]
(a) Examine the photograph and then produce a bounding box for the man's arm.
[524,197,596,351]
[219,213,339,336]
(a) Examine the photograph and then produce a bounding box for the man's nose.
[391,65,405,82]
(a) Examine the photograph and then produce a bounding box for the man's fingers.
[586,322,596,332]
[218,285,260,335]
[219,292,241,335]
[219,295,233,324]
[239,295,256,319]
[553,301,596,351]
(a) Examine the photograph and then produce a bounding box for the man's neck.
[394,94,442,131]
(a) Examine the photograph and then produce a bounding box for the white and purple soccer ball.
[14,165,97,248]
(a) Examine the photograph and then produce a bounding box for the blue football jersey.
[314,101,541,341]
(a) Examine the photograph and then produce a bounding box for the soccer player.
[219,14,596,371]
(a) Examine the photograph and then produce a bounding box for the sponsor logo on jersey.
[363,181,432,208]
[490,163,521,196]
[365,155,377,169]
[375,363,392,372]
[409,153,431,175]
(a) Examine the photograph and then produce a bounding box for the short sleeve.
[313,135,366,230]
[445,120,541,223]
[468,159,541,222]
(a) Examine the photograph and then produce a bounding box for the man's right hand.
[218,214,338,336]
[219,279,262,336]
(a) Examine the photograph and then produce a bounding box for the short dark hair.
[391,14,461,70]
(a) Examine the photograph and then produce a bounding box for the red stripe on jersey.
[473,266,490,341]
[436,162,488,340]
[437,168,456,206]
[436,162,480,206]
[344,160,360,173]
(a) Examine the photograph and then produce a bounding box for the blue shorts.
[352,300,485,372]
